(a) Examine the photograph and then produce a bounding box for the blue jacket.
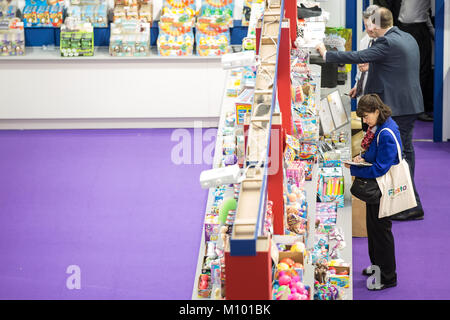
[351,117,403,179]
[325,27,424,117]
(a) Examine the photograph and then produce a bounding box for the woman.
[344,94,402,290]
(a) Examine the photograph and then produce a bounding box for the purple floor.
[353,120,450,299]
[0,120,448,300]
[0,129,214,299]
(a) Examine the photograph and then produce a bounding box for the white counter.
[0,47,227,129]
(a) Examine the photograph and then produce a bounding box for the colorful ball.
[279,275,292,286]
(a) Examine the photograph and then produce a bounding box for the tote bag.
[376,128,417,218]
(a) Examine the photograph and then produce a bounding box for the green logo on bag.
[388,185,407,197]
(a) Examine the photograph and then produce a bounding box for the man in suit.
[316,7,424,221]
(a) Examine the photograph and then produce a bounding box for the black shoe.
[417,113,433,122]
[390,209,424,221]
[368,282,397,291]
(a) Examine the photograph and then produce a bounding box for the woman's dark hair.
[356,94,392,126]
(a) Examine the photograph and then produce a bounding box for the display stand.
[192,0,353,300]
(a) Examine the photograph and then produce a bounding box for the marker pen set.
[322,177,344,196]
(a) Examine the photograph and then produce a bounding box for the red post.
[268,119,285,235]
[276,23,292,136]
[255,26,261,55]
[284,0,298,47]
[225,238,272,300]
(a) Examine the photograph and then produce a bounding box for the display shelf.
[0,46,227,61]
[22,21,249,47]
[192,70,236,300]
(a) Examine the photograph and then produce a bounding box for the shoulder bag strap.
[376,127,402,163]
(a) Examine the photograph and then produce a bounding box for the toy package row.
[109,21,150,56]
[23,3,63,27]
[160,0,196,26]
[0,0,18,21]
[157,22,194,56]
[113,3,153,24]
[60,20,94,56]
[0,24,24,56]
[67,4,108,28]
[198,0,234,27]
[196,23,230,56]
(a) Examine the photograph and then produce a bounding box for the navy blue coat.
[325,27,424,117]
[351,117,403,179]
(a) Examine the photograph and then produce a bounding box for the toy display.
[160,0,196,26]
[157,22,194,56]
[67,0,108,28]
[317,167,344,208]
[195,0,233,56]
[23,0,63,28]
[0,18,24,56]
[196,23,230,56]
[0,0,19,21]
[60,19,94,57]
[198,0,234,27]
[113,0,153,24]
[109,21,150,56]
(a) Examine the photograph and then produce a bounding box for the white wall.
[316,0,346,28]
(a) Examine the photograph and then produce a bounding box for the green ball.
[219,198,237,225]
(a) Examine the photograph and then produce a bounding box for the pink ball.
[290,287,297,294]
[278,271,286,277]
[288,293,302,300]
[292,275,300,282]
[294,282,305,292]
[279,275,292,286]
[299,294,308,300]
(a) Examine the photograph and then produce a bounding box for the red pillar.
[225,238,272,300]
[284,0,298,47]
[268,119,285,235]
[276,24,292,136]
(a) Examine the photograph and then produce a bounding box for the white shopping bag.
[376,128,417,218]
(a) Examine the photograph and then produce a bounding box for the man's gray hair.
[363,4,380,19]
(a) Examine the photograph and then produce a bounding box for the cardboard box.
[352,195,367,237]
[328,266,350,288]
[235,89,254,125]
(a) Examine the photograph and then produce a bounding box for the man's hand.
[353,155,364,163]
[315,43,326,58]
[349,87,357,98]
[358,63,369,73]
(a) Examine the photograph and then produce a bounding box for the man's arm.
[324,37,390,64]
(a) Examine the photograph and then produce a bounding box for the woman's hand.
[344,163,351,169]
[353,155,364,163]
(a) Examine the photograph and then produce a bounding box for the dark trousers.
[366,202,397,284]
[398,22,434,113]
[391,114,423,212]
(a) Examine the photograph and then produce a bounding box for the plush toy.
[219,198,237,225]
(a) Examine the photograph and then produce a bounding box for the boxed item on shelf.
[0,19,25,56]
[160,0,196,26]
[198,0,234,28]
[196,22,230,57]
[113,2,153,24]
[23,0,64,27]
[234,88,254,125]
[60,19,94,56]
[226,71,244,97]
[317,167,344,208]
[157,22,194,56]
[109,21,150,56]
[0,0,19,20]
[67,2,108,28]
